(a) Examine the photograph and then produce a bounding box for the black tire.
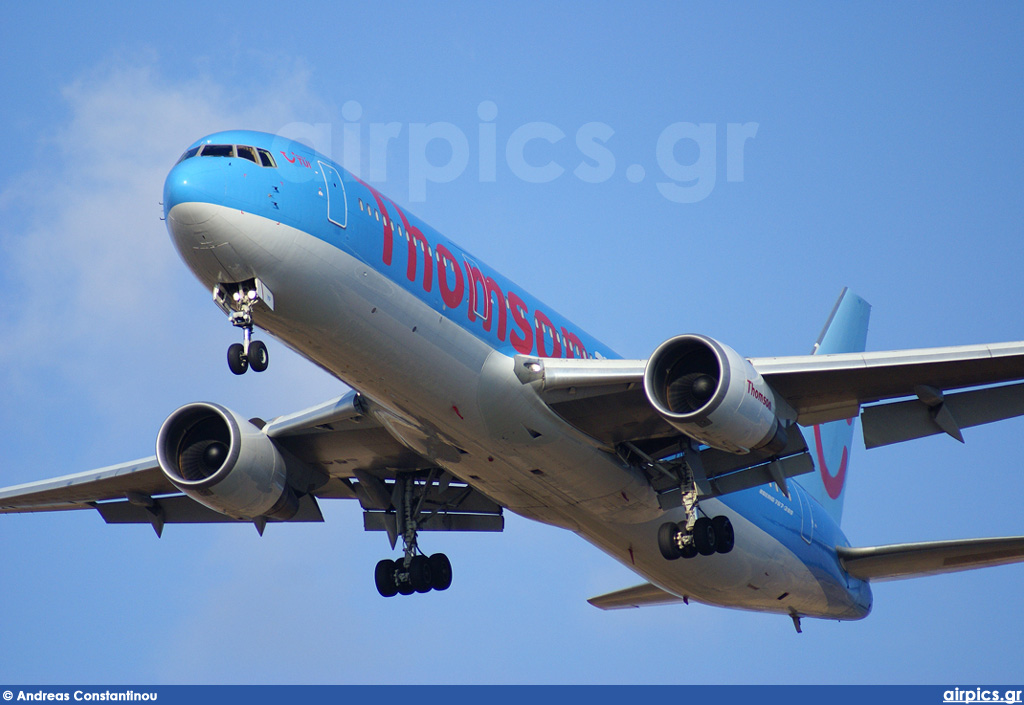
[712,515,735,554]
[248,340,269,372]
[429,553,453,591]
[409,555,433,593]
[227,343,248,375]
[374,559,398,598]
[658,522,682,560]
[679,541,698,559]
[396,567,415,595]
[693,517,717,556]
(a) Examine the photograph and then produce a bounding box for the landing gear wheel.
[712,515,735,554]
[374,559,398,597]
[679,542,698,559]
[248,340,269,372]
[658,521,683,560]
[693,517,718,556]
[409,555,433,593]
[396,574,415,596]
[227,343,248,375]
[428,553,453,591]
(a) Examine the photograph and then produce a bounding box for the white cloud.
[0,57,336,408]
[0,55,342,477]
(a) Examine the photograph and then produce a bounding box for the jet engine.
[644,335,788,454]
[156,402,299,520]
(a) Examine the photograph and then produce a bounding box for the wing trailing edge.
[861,381,1024,448]
[837,536,1024,582]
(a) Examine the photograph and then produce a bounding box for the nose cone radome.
[163,157,224,219]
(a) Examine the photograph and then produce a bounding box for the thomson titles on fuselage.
[352,173,594,361]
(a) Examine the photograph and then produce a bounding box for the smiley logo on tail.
[814,418,853,500]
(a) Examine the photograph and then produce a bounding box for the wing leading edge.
[0,458,172,513]
[517,338,1024,452]
[0,390,503,539]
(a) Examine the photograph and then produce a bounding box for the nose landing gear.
[214,280,271,375]
[226,315,269,375]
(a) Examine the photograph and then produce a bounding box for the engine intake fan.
[644,335,789,454]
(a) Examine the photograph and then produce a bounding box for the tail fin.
[799,288,871,526]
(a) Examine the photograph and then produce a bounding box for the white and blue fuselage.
[163,130,872,621]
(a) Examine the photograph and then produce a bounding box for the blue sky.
[1,0,1023,685]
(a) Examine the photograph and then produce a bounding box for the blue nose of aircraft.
[162,153,224,220]
[162,149,253,286]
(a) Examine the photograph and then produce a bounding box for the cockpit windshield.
[200,144,234,158]
[175,143,277,168]
[175,146,200,164]
[236,145,258,163]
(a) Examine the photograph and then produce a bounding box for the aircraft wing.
[515,340,1024,452]
[0,458,172,513]
[0,390,503,537]
[751,342,1024,429]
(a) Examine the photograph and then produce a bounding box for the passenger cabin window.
[236,145,258,164]
[200,144,234,157]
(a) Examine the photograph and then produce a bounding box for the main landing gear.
[374,553,453,597]
[217,282,270,375]
[658,514,735,560]
[620,439,735,561]
[373,473,453,598]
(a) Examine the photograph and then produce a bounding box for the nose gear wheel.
[215,281,270,375]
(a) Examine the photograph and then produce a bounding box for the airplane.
[4,129,1024,631]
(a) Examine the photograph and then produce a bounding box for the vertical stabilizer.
[799,288,871,526]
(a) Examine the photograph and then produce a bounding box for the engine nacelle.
[156,402,299,520]
[644,335,788,455]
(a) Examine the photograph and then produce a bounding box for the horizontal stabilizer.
[862,382,1024,448]
[587,582,684,610]
[837,536,1024,582]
